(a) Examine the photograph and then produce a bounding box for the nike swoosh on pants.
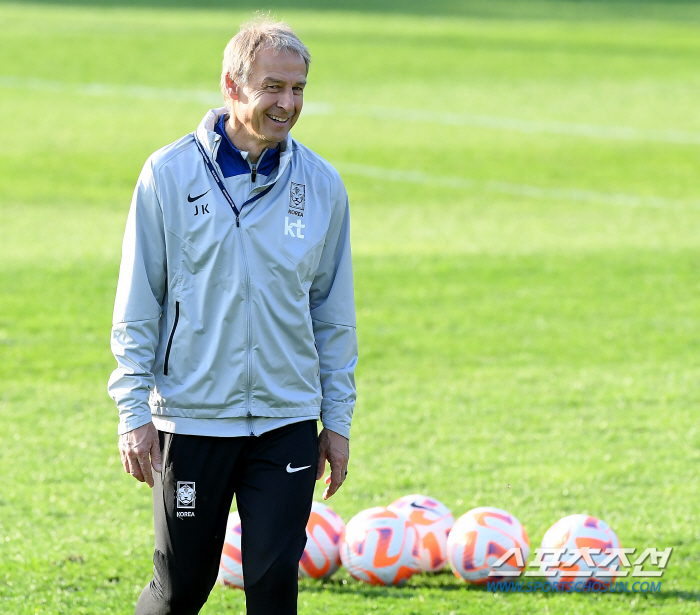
[286,463,311,473]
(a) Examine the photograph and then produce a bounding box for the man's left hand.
[316,428,349,500]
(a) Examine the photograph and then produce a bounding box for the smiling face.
[225,47,307,158]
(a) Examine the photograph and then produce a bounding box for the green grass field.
[2,1,700,613]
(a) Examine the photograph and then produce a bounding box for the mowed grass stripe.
[3,78,699,210]
[337,163,700,209]
[4,75,700,146]
[3,251,698,378]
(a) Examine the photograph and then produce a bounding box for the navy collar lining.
[214,114,280,179]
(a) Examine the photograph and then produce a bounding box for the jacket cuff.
[320,401,353,440]
[117,411,154,436]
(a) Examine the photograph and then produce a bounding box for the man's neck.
[224,115,278,164]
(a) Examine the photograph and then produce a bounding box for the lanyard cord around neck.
[193,133,242,226]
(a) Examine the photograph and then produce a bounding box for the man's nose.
[277,87,294,112]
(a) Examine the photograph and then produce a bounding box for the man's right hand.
[119,422,162,488]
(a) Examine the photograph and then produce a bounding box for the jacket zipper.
[164,301,180,375]
[236,188,278,426]
[250,147,267,184]
[247,414,254,437]
[235,223,254,419]
[193,134,287,418]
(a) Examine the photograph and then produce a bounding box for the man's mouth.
[267,114,291,124]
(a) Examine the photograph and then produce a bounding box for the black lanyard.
[194,133,242,225]
[194,133,277,227]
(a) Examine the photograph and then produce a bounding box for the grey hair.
[220,15,310,97]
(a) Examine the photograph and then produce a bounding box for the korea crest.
[288,182,305,217]
[176,481,196,509]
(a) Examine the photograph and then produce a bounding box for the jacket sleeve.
[107,158,167,435]
[309,178,358,440]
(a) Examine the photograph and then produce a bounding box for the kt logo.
[284,216,305,238]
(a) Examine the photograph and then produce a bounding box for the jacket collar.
[196,107,293,189]
[214,114,280,178]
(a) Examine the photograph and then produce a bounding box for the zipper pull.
[251,165,257,182]
[236,216,240,227]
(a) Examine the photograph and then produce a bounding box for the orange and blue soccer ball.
[540,514,622,588]
[340,506,420,586]
[217,511,244,589]
[388,494,455,572]
[447,506,530,584]
[299,501,346,579]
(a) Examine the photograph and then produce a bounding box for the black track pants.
[134,420,318,615]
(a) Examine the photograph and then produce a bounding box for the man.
[108,17,357,615]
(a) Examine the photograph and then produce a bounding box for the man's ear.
[225,75,239,101]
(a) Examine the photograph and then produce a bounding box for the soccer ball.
[299,501,346,579]
[388,494,454,572]
[447,506,530,584]
[217,511,244,589]
[340,506,420,586]
[540,514,622,587]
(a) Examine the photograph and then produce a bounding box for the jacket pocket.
[163,301,180,376]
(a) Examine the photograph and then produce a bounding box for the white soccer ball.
[217,511,244,589]
[388,494,454,572]
[340,506,420,586]
[299,501,346,579]
[540,514,622,588]
[447,506,530,584]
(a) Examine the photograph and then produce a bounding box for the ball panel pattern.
[340,507,419,586]
[218,511,244,589]
[388,494,455,572]
[540,514,622,587]
[299,501,346,579]
[447,506,530,584]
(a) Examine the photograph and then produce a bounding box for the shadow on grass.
[300,573,700,603]
[300,570,480,598]
[15,0,700,22]
[646,589,700,602]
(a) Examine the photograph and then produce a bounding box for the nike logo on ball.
[286,463,311,473]
[410,502,432,511]
[187,189,210,202]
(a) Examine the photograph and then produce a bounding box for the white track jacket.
[108,108,357,439]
